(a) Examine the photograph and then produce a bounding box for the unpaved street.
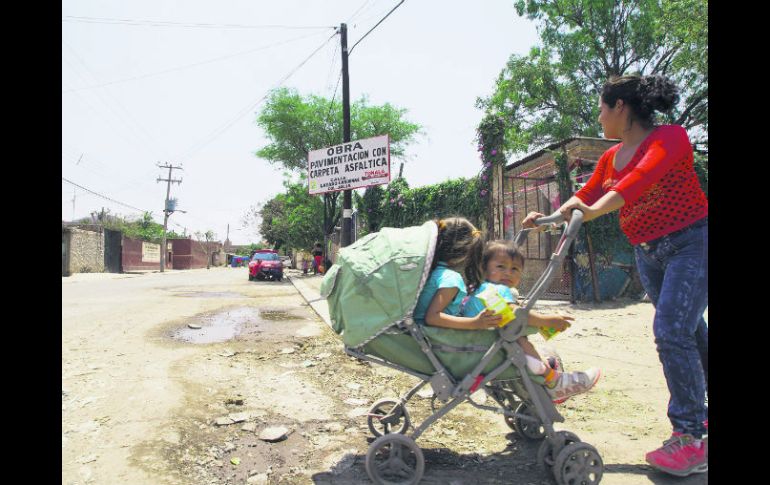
[62,267,706,485]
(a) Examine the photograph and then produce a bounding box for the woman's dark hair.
[601,74,680,128]
[432,217,484,290]
[482,240,525,271]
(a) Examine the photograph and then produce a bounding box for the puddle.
[170,307,309,344]
[173,291,245,298]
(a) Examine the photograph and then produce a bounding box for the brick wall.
[66,227,104,274]
[122,236,161,272]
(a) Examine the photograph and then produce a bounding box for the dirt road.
[62,267,706,484]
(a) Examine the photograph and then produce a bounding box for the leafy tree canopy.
[243,178,325,251]
[478,0,708,153]
[255,87,423,172]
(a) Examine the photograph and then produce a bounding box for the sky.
[62,0,541,245]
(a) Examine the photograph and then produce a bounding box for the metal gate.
[504,175,572,300]
[104,229,123,273]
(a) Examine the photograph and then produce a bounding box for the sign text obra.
[307,134,390,195]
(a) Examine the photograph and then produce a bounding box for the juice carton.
[538,326,564,341]
[476,285,516,327]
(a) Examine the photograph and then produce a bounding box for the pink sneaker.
[646,434,707,477]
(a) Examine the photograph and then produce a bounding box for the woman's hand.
[522,211,546,229]
[538,314,574,332]
[474,310,502,328]
[559,199,593,223]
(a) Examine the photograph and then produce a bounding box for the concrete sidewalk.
[287,271,332,329]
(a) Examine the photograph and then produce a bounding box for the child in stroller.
[462,239,601,404]
[321,211,605,484]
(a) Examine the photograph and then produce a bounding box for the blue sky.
[62,0,540,245]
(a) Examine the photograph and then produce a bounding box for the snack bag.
[476,285,516,327]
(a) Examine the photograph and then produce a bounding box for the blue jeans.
[634,218,708,439]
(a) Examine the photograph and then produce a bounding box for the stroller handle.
[511,210,584,310]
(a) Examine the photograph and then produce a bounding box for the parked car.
[280,255,292,269]
[248,250,283,281]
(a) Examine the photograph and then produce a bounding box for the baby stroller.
[320,210,603,485]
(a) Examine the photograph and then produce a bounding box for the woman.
[523,74,708,477]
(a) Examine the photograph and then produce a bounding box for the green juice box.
[538,326,563,340]
[476,285,515,327]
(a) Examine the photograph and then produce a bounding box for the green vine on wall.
[475,113,507,199]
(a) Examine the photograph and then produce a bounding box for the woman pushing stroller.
[412,217,601,403]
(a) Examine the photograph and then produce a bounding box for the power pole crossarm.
[156,163,184,272]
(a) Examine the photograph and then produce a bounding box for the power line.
[62,16,334,30]
[175,31,338,162]
[62,30,330,94]
[62,177,147,214]
[350,0,407,55]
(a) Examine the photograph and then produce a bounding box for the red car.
[248,250,284,282]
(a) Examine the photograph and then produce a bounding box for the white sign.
[307,134,390,195]
[142,242,160,263]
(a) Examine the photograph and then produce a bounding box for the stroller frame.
[355,210,604,485]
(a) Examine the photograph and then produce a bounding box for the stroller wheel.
[553,442,603,485]
[365,433,425,485]
[537,430,582,470]
[511,402,546,440]
[367,399,411,437]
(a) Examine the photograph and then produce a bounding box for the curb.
[288,275,332,330]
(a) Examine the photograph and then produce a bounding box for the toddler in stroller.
[321,210,605,484]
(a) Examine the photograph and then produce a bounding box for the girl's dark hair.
[482,240,525,271]
[433,217,484,290]
[601,74,680,128]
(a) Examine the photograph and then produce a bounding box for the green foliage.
[358,177,485,231]
[255,88,423,172]
[479,0,708,150]
[254,87,423,239]
[102,212,182,243]
[254,179,324,251]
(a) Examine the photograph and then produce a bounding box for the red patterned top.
[575,125,708,245]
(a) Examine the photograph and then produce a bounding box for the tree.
[255,88,422,237]
[194,230,216,269]
[243,178,325,252]
[477,0,708,153]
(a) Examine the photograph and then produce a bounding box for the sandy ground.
[62,267,707,485]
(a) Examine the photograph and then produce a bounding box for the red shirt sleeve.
[575,148,613,206]
[610,125,692,204]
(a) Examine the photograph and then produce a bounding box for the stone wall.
[66,227,104,274]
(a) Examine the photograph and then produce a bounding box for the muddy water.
[170,306,314,344]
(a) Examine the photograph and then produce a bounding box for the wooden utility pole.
[156,163,183,272]
[340,22,352,248]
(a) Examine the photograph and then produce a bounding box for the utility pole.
[340,22,352,248]
[156,163,183,272]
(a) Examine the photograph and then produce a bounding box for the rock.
[279,348,296,354]
[416,389,434,399]
[259,426,290,442]
[225,397,244,406]
[228,412,249,423]
[343,398,368,406]
[215,417,234,426]
[316,352,332,359]
[188,323,202,329]
[223,441,236,452]
[347,407,368,418]
[346,383,361,391]
[324,422,344,433]
[241,422,257,432]
[247,473,269,484]
[76,454,98,464]
[302,360,315,368]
